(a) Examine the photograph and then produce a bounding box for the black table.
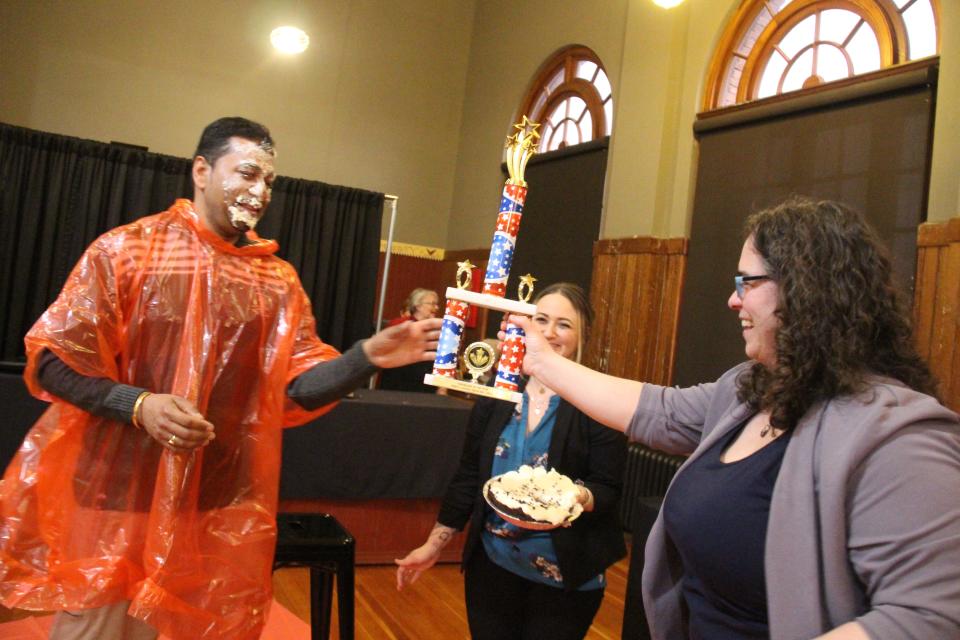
[280,389,473,500]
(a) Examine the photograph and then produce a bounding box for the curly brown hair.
[736,197,938,430]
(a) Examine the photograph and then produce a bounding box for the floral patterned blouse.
[482,392,604,591]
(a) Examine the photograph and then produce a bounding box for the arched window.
[704,0,939,111]
[517,46,613,152]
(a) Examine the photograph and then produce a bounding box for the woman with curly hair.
[506,198,960,639]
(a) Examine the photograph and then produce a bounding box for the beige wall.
[928,0,960,223]
[443,0,724,247]
[0,0,475,248]
[1,0,957,250]
[451,0,959,248]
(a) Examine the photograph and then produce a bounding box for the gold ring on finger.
[168,434,177,446]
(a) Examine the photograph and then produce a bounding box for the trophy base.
[424,374,522,404]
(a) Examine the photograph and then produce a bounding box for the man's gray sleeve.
[39,341,380,418]
[286,341,380,410]
[36,349,145,424]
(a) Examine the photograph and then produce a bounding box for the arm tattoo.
[429,523,455,548]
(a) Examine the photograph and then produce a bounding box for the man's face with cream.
[194,136,276,241]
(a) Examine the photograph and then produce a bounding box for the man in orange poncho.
[0,117,441,640]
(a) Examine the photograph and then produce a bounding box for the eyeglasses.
[734,274,771,298]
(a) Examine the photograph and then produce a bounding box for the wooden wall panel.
[586,238,688,386]
[915,218,960,412]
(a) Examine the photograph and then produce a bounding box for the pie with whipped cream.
[484,465,583,529]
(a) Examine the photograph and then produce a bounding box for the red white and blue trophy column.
[431,264,473,380]
[424,117,541,404]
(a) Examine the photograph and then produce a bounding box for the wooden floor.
[0,556,629,639]
[273,556,629,639]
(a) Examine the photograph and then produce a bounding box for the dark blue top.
[662,420,790,640]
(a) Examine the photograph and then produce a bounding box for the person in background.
[504,198,960,639]
[0,116,440,640]
[396,282,627,640]
[379,288,441,391]
[386,288,440,327]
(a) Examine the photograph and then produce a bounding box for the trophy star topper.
[505,116,540,186]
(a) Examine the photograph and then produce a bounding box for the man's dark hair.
[193,117,274,166]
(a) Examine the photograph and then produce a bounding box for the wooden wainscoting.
[587,237,688,385]
[915,217,960,412]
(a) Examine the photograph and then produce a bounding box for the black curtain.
[0,122,382,364]
[257,180,383,349]
[672,64,937,387]
[508,137,608,296]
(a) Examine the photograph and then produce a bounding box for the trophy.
[424,117,541,403]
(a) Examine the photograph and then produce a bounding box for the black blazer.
[437,392,628,591]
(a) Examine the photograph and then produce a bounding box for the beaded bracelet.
[131,391,152,430]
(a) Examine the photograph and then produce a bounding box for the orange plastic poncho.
[0,199,340,639]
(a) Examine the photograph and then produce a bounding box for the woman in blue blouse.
[395,283,627,639]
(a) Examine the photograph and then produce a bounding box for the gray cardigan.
[628,362,960,639]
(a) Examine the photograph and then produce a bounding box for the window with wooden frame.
[703,0,939,111]
[517,46,613,152]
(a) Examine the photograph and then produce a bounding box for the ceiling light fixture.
[271,26,310,54]
[652,0,685,7]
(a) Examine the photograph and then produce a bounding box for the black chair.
[273,512,355,640]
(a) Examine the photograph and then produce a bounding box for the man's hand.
[363,317,441,369]
[139,393,215,451]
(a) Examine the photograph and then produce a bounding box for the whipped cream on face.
[221,139,275,232]
[487,465,583,526]
[227,194,264,230]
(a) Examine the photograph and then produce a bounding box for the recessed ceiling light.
[652,0,685,7]
[271,26,309,54]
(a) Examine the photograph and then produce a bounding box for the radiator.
[620,443,686,534]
